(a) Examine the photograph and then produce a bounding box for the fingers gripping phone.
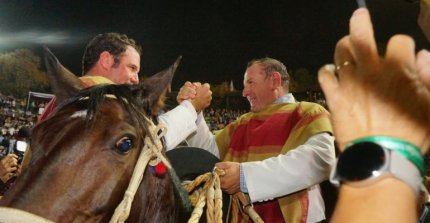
[14,140,28,164]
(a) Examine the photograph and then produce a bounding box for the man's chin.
[250,106,260,112]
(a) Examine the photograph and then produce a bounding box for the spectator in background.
[0,154,19,196]
[37,102,45,116]
[1,133,10,155]
[203,107,245,132]
[13,127,30,164]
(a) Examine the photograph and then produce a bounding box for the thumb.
[416,49,430,89]
[193,82,202,88]
[202,83,210,89]
[215,161,229,170]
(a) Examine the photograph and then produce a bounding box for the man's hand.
[177,81,212,113]
[191,83,212,113]
[318,8,430,152]
[216,161,240,194]
[0,154,18,183]
[177,81,197,103]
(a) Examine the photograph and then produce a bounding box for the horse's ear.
[43,46,83,103]
[135,56,182,116]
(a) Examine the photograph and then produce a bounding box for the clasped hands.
[177,81,212,113]
[177,81,241,194]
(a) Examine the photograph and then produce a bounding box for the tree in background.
[0,49,49,99]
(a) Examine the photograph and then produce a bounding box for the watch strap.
[330,142,423,196]
[390,150,422,195]
[350,136,424,176]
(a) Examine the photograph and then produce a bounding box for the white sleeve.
[185,112,220,158]
[158,100,198,151]
[241,132,335,203]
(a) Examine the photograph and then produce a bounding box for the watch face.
[337,142,387,181]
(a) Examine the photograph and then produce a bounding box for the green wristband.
[348,136,425,176]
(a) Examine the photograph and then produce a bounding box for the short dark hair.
[247,57,290,90]
[82,32,142,75]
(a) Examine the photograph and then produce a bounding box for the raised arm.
[318,8,430,223]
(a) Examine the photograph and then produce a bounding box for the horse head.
[0,47,186,222]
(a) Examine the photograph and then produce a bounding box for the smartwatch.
[330,141,423,195]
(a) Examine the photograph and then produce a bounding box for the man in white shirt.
[160,58,335,222]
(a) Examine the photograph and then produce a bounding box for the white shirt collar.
[275,93,296,103]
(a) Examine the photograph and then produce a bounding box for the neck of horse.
[0,159,122,222]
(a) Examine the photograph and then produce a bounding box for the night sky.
[0,0,428,90]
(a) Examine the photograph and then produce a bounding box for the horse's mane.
[56,84,152,138]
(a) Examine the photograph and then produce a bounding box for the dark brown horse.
[0,48,190,222]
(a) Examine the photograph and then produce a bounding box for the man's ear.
[271,72,282,89]
[99,51,114,69]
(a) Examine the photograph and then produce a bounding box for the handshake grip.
[191,83,212,113]
[177,82,212,113]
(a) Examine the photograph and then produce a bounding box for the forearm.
[242,133,335,202]
[158,100,198,150]
[332,177,417,223]
[185,112,219,158]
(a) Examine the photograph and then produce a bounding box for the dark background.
[0,0,428,90]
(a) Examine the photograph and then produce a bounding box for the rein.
[183,168,224,223]
[109,116,264,223]
[183,170,264,223]
[0,115,262,223]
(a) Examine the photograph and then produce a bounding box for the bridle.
[0,116,170,223]
[110,116,171,223]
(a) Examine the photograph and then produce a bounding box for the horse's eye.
[116,137,134,154]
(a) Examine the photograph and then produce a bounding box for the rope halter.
[110,116,171,223]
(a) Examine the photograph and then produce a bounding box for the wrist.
[190,101,202,113]
[181,100,199,116]
[239,164,248,193]
[350,136,424,176]
[334,177,417,223]
[330,137,424,196]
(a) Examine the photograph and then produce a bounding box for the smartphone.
[15,140,28,164]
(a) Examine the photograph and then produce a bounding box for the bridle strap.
[110,116,171,223]
[0,117,169,223]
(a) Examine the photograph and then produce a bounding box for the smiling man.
[38,33,141,121]
[176,57,335,222]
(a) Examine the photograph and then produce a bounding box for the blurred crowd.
[0,95,35,158]
[0,94,36,195]
[204,107,247,132]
